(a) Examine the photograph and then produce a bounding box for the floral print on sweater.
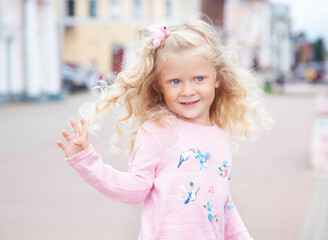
[177,147,234,223]
[177,147,211,170]
[179,181,200,204]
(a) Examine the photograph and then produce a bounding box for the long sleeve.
[222,131,252,239]
[224,196,253,240]
[66,126,162,204]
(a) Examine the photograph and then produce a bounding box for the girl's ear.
[215,75,220,88]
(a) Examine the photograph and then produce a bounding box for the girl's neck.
[176,118,216,128]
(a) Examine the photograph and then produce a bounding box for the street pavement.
[0,83,327,240]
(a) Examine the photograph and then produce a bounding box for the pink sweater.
[66,119,253,240]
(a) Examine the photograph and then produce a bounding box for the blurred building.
[0,0,62,103]
[296,43,312,64]
[271,3,293,77]
[201,0,225,28]
[224,0,271,69]
[224,0,293,80]
[60,0,201,75]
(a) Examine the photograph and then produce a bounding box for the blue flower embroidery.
[177,147,211,170]
[224,196,235,212]
[205,202,213,211]
[179,181,200,204]
[203,202,218,222]
[227,203,235,211]
[218,159,231,178]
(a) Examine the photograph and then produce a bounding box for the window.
[166,1,172,17]
[90,0,97,17]
[67,0,74,17]
[110,0,120,19]
[133,0,142,19]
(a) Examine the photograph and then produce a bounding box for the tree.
[311,38,326,62]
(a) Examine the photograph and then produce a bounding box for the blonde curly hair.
[81,18,271,153]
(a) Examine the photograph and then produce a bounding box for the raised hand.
[57,118,90,158]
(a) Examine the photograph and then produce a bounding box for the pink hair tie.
[147,24,171,47]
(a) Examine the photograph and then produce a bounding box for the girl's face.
[159,49,219,126]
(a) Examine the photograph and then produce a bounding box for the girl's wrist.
[66,144,93,163]
[82,143,90,150]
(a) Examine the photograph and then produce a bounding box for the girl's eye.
[171,79,180,85]
[196,76,204,82]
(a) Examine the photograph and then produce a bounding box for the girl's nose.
[181,82,195,96]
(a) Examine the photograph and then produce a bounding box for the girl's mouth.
[180,100,199,106]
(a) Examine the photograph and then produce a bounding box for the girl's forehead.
[159,48,210,62]
[158,49,216,78]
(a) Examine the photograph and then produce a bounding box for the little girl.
[58,18,268,239]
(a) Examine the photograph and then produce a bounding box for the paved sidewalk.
[0,91,326,240]
[276,81,328,95]
[298,174,328,240]
[230,95,319,240]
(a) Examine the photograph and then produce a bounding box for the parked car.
[304,61,325,82]
[61,63,88,92]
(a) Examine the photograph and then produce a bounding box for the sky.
[272,0,328,44]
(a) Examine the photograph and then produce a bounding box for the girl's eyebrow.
[161,74,210,81]
[161,75,180,81]
[192,74,209,78]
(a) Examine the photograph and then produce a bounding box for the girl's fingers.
[80,118,88,137]
[57,140,66,150]
[71,119,81,138]
[61,129,72,143]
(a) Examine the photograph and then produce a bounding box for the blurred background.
[0,0,328,239]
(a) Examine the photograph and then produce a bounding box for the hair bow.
[147,24,171,47]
